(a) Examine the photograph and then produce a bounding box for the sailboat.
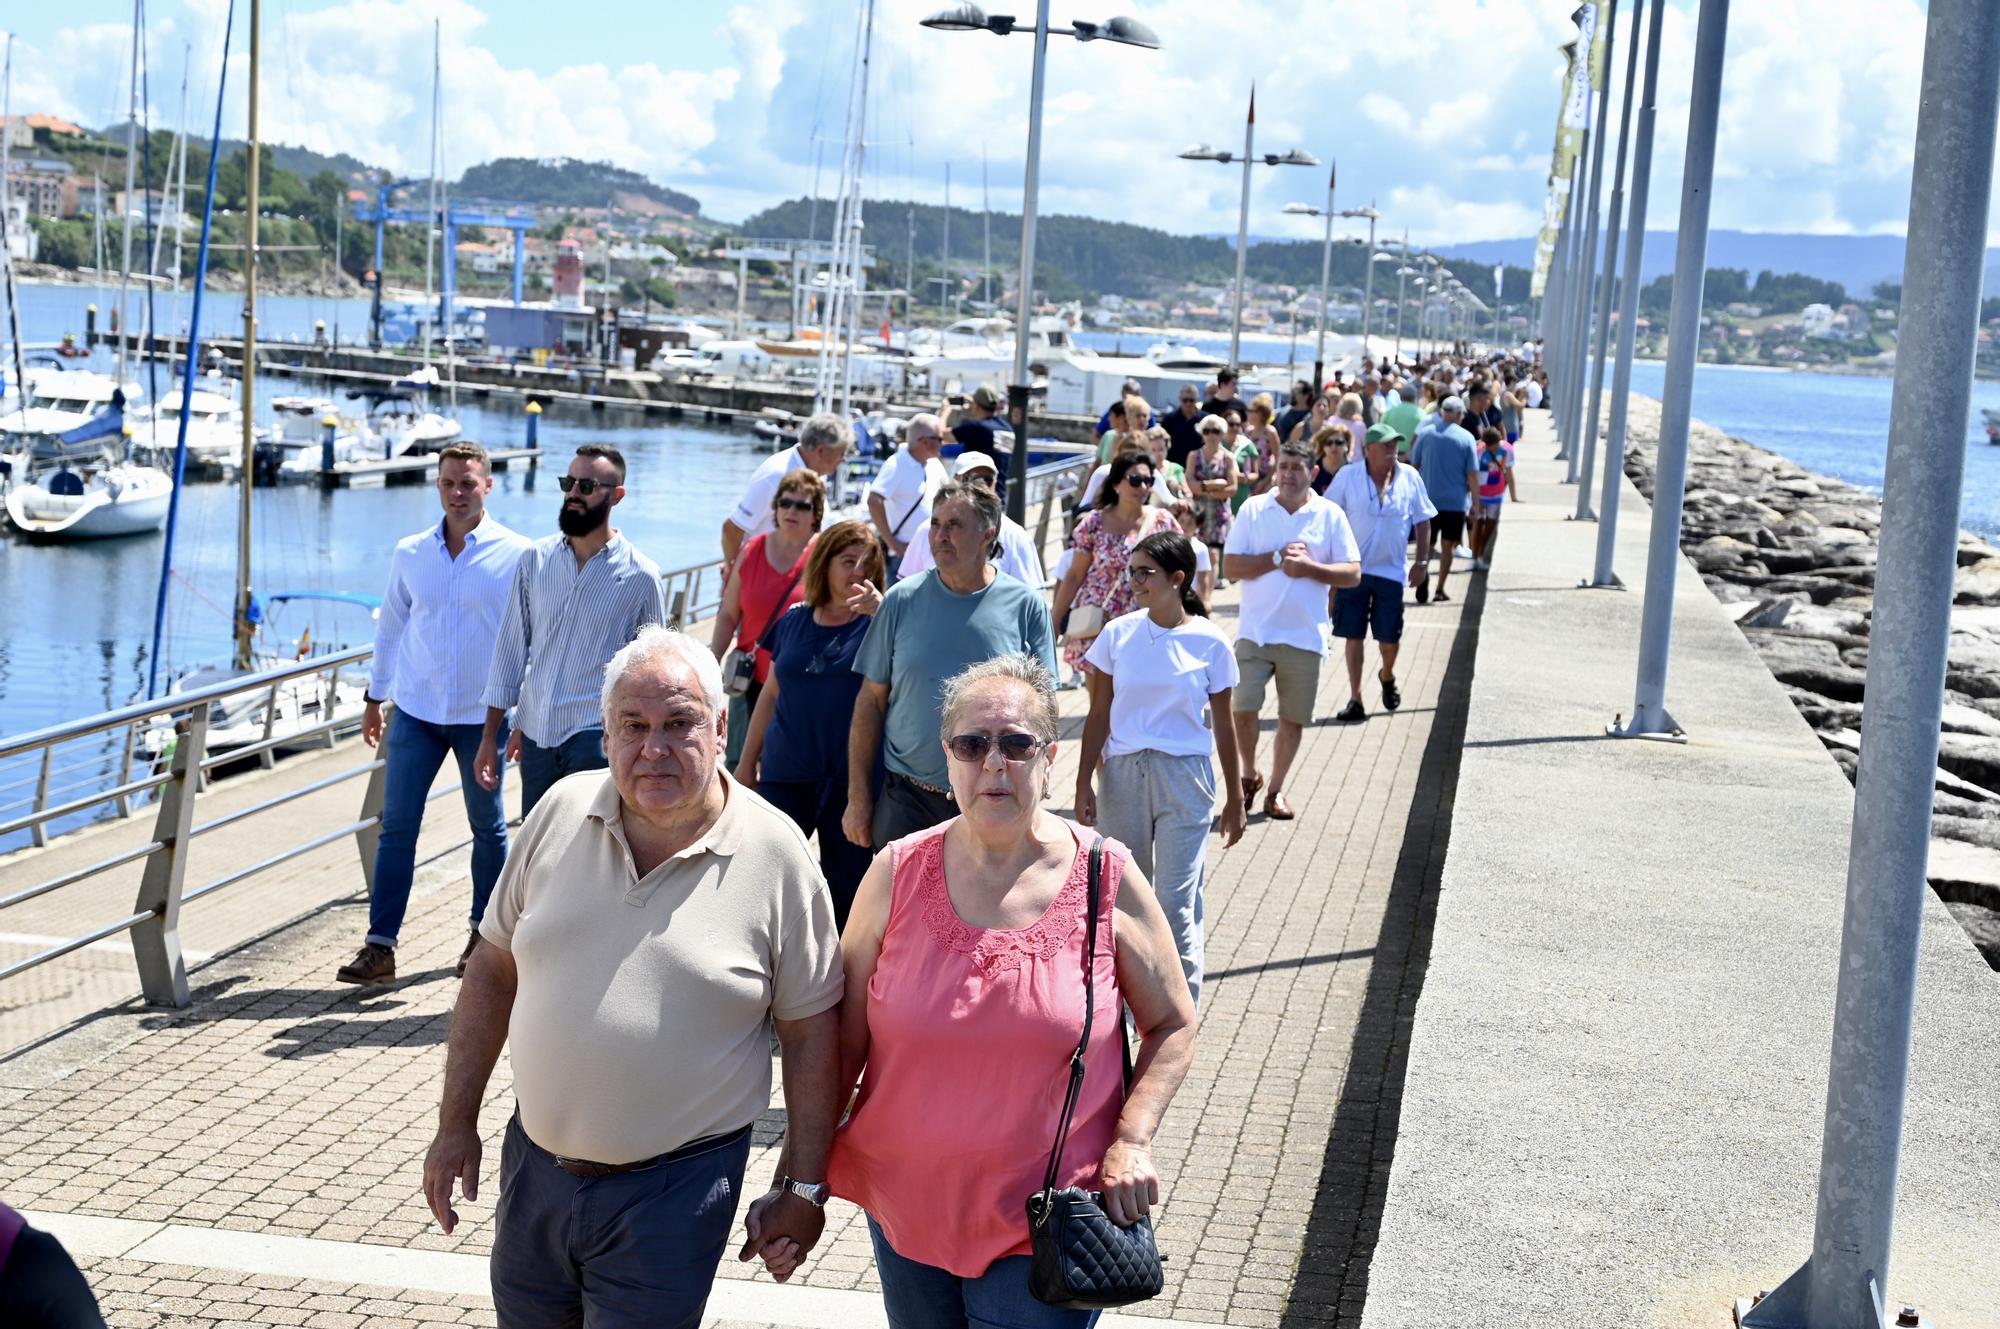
[0,7,173,540]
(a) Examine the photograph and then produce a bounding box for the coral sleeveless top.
[827,819,1128,1277]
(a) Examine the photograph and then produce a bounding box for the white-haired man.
[426,626,845,1327]
[866,411,947,578]
[721,413,852,567]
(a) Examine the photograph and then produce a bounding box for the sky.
[3,0,1986,249]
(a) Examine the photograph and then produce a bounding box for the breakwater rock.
[1614,394,2000,968]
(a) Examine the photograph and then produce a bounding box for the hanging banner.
[1531,9,1599,299]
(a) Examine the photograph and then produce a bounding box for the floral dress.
[1064,507,1166,670]
[1191,445,1233,547]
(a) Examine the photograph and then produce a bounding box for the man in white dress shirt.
[338,442,530,988]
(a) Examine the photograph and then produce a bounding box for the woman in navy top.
[735,519,887,926]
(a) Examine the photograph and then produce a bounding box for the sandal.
[1264,791,1295,820]
[1381,674,1402,712]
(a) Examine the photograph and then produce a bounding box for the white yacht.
[0,366,145,461]
[4,447,173,540]
[136,381,246,468]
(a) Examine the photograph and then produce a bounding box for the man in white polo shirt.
[866,412,947,578]
[1221,441,1362,820]
[720,413,852,567]
[425,626,844,1327]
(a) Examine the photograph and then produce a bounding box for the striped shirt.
[481,531,667,747]
[370,515,531,726]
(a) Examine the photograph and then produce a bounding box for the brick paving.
[0,572,1476,1327]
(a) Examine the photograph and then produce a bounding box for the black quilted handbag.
[1025,837,1167,1309]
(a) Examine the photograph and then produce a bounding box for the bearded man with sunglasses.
[478,444,666,816]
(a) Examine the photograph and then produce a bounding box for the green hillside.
[455,158,699,215]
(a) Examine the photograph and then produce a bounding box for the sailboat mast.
[1,35,29,428]
[982,147,991,307]
[423,19,439,367]
[941,163,950,312]
[836,0,874,417]
[117,0,143,389]
[171,46,189,302]
[234,0,261,672]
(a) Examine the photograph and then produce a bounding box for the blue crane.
[350,178,537,348]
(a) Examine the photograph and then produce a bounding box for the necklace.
[1144,612,1186,643]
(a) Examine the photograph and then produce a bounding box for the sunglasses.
[775,496,816,513]
[557,476,608,495]
[1124,472,1155,487]
[946,731,1044,763]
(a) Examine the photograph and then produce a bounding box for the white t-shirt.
[1193,542,1211,574]
[896,514,1046,588]
[728,446,809,544]
[1222,491,1362,653]
[1084,611,1239,757]
[1524,379,1544,408]
[1079,464,1176,509]
[868,446,948,544]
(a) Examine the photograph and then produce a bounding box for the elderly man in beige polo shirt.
[423,625,845,1328]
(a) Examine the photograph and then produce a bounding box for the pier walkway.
[0,532,1478,1325]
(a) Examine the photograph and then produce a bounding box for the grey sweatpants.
[1096,749,1217,1006]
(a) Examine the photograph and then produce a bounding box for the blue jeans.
[492,1115,750,1329]
[367,711,508,949]
[1095,749,1214,1006]
[868,1217,1100,1329]
[518,727,606,817]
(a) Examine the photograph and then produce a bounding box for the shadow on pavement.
[1280,570,1484,1328]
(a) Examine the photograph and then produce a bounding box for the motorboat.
[135,379,246,468]
[140,592,380,761]
[0,365,145,455]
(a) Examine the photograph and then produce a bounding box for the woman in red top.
[711,469,821,767]
[766,655,1196,1326]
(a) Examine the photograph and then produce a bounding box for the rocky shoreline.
[1615,394,2000,968]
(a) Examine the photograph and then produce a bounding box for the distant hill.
[1435,230,2000,301]
[92,121,379,182]
[454,158,699,216]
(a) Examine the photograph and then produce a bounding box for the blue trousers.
[367,711,508,949]
[492,1115,751,1329]
[869,1217,1099,1329]
[518,728,606,817]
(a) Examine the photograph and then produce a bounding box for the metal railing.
[0,451,1093,1011]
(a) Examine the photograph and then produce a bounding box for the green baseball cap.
[1364,421,1401,446]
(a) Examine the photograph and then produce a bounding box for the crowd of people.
[329,343,1543,1327]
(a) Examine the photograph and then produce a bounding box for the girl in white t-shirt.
[1075,530,1246,1006]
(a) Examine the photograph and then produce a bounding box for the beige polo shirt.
[479,768,844,1164]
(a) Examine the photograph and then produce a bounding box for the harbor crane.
[350,179,536,348]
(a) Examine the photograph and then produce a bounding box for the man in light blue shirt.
[477,444,667,817]
[1407,396,1480,605]
[339,443,530,988]
[1326,422,1438,724]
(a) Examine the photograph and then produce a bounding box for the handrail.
[0,454,1097,1012]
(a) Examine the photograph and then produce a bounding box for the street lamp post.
[1345,205,1379,352]
[1181,88,1317,370]
[1280,168,1369,391]
[1393,265,1414,363]
[920,3,1159,525]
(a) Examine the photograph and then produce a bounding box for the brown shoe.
[1242,771,1265,805]
[335,942,396,986]
[455,930,481,979]
[1264,791,1296,821]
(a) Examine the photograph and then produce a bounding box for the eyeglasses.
[557,476,607,495]
[1126,565,1161,582]
[775,496,816,513]
[946,731,1044,763]
[1124,472,1155,487]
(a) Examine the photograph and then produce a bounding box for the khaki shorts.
[1232,638,1321,726]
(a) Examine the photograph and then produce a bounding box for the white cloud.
[13,0,2000,248]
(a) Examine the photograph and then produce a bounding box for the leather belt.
[544,1123,751,1180]
[890,770,953,799]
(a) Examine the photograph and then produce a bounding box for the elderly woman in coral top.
[796,654,1194,1326]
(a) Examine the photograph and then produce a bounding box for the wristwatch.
[1271,549,1284,568]
[779,1175,829,1207]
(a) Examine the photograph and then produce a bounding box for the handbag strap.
[1041,835,1105,1195]
[751,564,807,654]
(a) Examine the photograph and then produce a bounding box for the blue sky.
[5,1,1989,246]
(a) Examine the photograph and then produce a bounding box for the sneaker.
[455,930,481,979]
[335,942,396,986]
[1455,544,1474,560]
[1334,699,1368,724]
[1381,674,1402,712]
[1415,581,1430,605]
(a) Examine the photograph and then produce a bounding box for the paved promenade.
[0,552,1480,1325]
